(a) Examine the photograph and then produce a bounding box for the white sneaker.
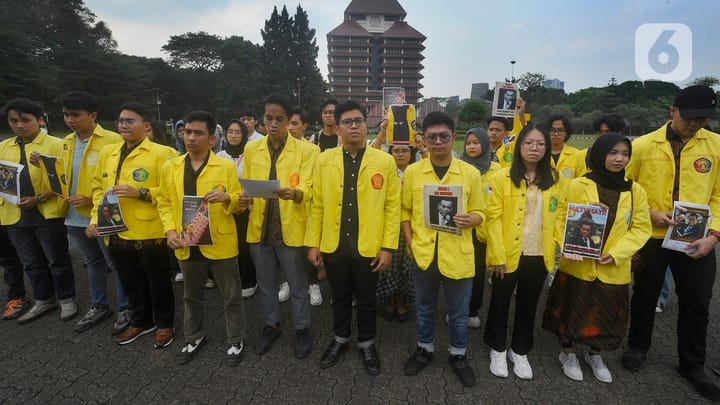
[585,353,612,383]
[489,349,508,378]
[559,351,584,381]
[508,349,533,380]
[205,279,216,289]
[174,272,184,282]
[242,285,257,298]
[278,282,290,303]
[309,284,322,306]
[468,316,481,329]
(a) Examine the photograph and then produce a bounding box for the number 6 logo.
[635,23,692,82]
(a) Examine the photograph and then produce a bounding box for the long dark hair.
[510,123,559,190]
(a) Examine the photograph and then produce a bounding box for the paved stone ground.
[0,248,719,404]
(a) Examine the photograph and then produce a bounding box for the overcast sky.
[83,0,718,98]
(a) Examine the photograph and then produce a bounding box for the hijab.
[461,127,492,174]
[584,132,633,192]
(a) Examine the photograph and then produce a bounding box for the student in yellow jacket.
[86,102,176,350]
[543,133,651,384]
[239,95,318,360]
[306,100,400,377]
[622,85,720,401]
[484,123,566,381]
[0,98,76,324]
[547,114,586,179]
[400,112,485,387]
[460,127,500,329]
[156,111,247,366]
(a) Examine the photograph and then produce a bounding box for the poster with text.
[0,160,23,205]
[423,184,464,235]
[97,189,128,236]
[39,154,68,198]
[181,196,213,246]
[662,201,711,253]
[562,203,609,259]
[492,81,519,118]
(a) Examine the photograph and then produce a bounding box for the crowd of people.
[0,85,719,400]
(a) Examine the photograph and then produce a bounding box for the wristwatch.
[36,194,48,203]
[138,188,150,202]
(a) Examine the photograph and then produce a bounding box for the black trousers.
[628,238,716,373]
[0,226,25,301]
[324,248,379,344]
[233,212,256,289]
[469,233,487,315]
[484,255,547,355]
[109,240,175,329]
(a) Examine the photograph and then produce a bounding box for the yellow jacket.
[242,135,319,246]
[557,177,651,284]
[496,139,516,168]
[60,124,123,217]
[486,167,567,273]
[626,124,720,238]
[306,146,401,257]
[0,132,65,224]
[157,153,242,260]
[90,137,177,240]
[401,158,486,279]
[476,161,501,243]
[552,144,587,179]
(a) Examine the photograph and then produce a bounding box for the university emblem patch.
[371,173,384,189]
[694,157,712,174]
[548,196,559,212]
[132,168,149,182]
[289,172,300,188]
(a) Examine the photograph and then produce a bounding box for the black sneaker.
[175,336,206,365]
[295,328,311,359]
[225,342,244,367]
[319,339,348,369]
[677,367,720,402]
[74,305,112,333]
[448,354,476,387]
[255,324,282,355]
[403,346,433,375]
[621,348,646,372]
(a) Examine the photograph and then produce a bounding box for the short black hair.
[59,91,99,113]
[334,100,367,124]
[546,114,574,141]
[422,111,454,133]
[580,221,593,229]
[118,102,151,122]
[321,98,339,111]
[688,212,698,218]
[292,107,309,124]
[263,94,293,118]
[149,118,170,145]
[487,116,509,131]
[239,109,257,120]
[184,110,217,136]
[2,98,44,119]
[592,113,625,133]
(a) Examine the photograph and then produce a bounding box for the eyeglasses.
[226,129,244,136]
[339,118,365,127]
[521,141,547,149]
[391,148,411,154]
[549,128,566,134]
[115,118,139,127]
[425,132,452,143]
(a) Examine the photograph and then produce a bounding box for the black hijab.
[461,128,492,174]
[584,132,633,192]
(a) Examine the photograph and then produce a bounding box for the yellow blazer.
[401,158,486,279]
[552,144,587,179]
[0,132,65,225]
[486,167,567,273]
[557,177,651,284]
[242,135,319,246]
[157,153,242,260]
[90,137,176,240]
[475,161,501,243]
[626,124,720,238]
[60,124,123,217]
[306,146,400,257]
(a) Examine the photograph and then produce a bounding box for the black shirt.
[318,132,339,152]
[338,147,364,257]
[432,163,449,180]
[261,137,286,246]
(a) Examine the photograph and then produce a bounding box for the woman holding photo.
[542,133,651,383]
[484,124,566,380]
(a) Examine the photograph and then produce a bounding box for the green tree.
[261,6,295,98]
[692,76,720,88]
[517,72,547,91]
[162,32,224,71]
[457,99,488,125]
[290,5,327,117]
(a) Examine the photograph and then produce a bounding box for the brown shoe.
[116,325,156,345]
[154,327,175,349]
[3,298,27,320]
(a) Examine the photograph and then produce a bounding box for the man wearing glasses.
[311,99,340,152]
[623,85,720,402]
[400,111,485,387]
[306,100,400,376]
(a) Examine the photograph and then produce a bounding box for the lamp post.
[296,77,301,106]
[510,60,517,83]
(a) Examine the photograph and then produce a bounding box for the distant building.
[471,83,489,100]
[543,78,565,90]
[327,0,425,126]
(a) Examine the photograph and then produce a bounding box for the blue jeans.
[413,259,472,356]
[67,226,128,310]
[657,267,672,306]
